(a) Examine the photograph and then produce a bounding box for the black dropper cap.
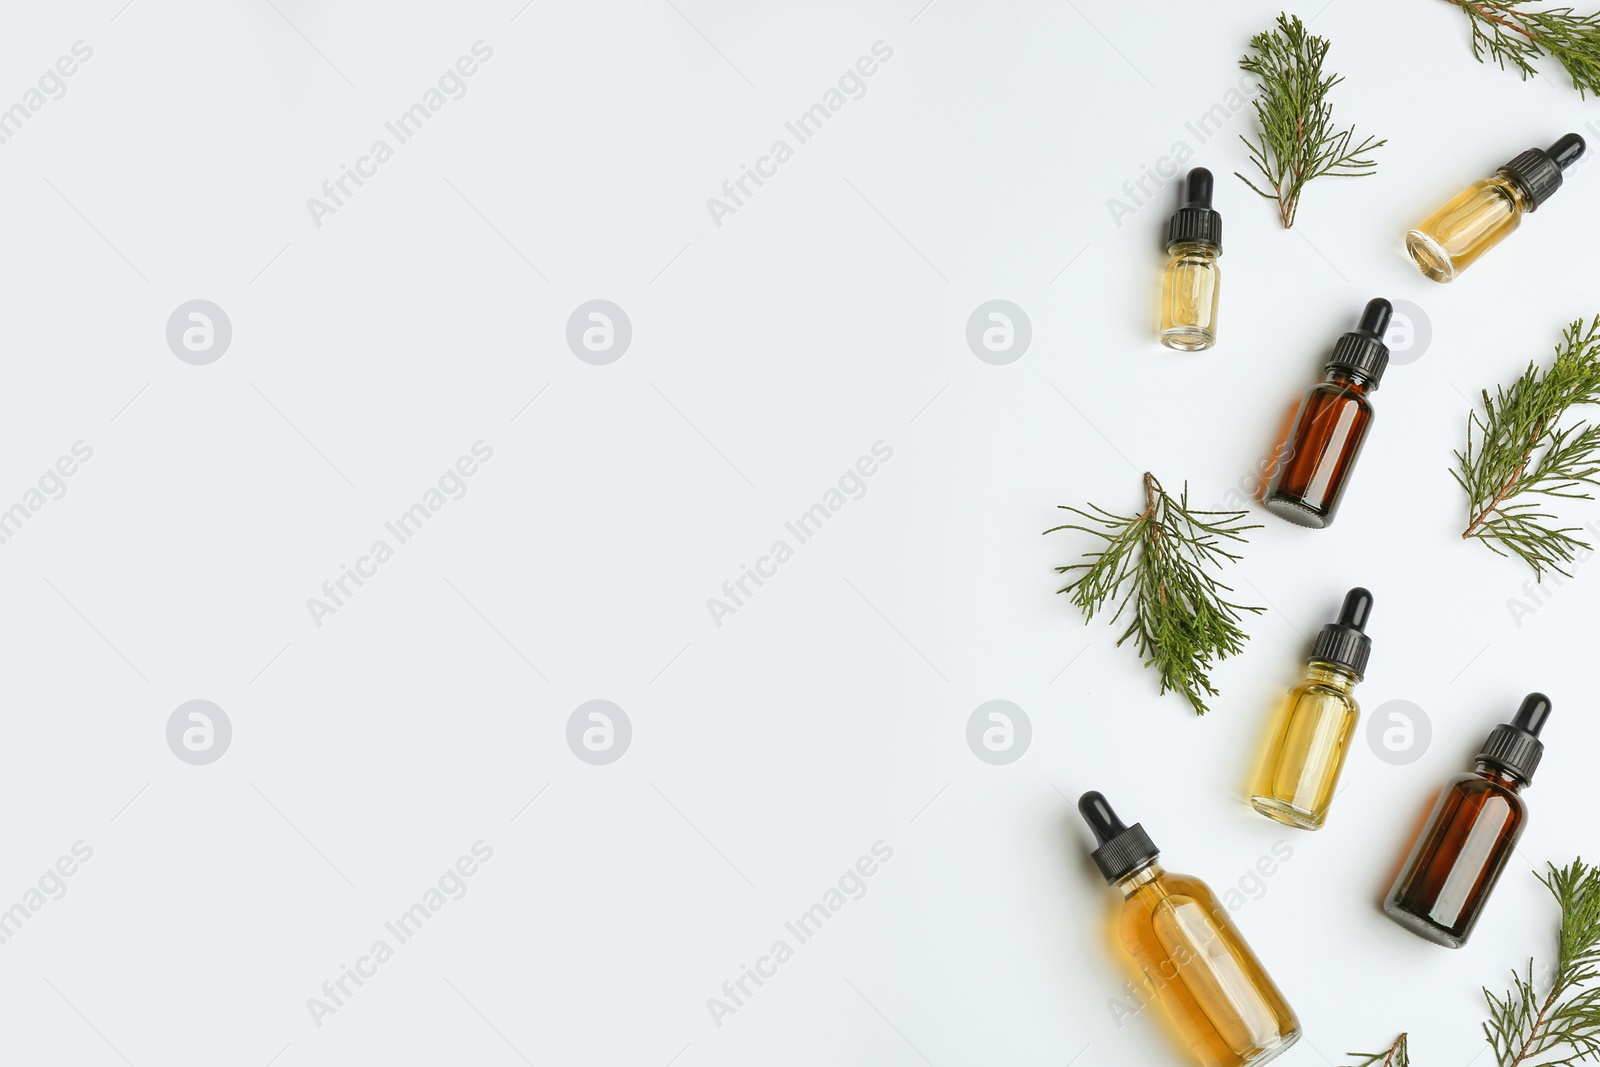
[1166,168,1222,253]
[1477,693,1552,784]
[1309,587,1374,678]
[1326,299,1393,389]
[1078,791,1160,884]
[1501,134,1585,210]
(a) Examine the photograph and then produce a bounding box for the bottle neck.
[1322,368,1373,392]
[1490,170,1536,213]
[1167,240,1218,258]
[1305,661,1361,691]
[1473,761,1527,790]
[1113,860,1164,897]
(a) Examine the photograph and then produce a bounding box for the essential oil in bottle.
[1250,588,1373,830]
[1383,694,1551,948]
[1159,168,1223,352]
[1262,299,1392,529]
[1078,792,1300,1067]
[1407,134,1584,282]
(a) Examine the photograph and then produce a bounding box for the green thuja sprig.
[1348,860,1600,1067]
[1345,1034,1410,1067]
[1456,316,1600,578]
[1439,0,1600,97]
[1236,12,1385,228]
[1045,472,1262,716]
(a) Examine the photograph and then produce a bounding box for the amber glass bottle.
[1263,299,1392,529]
[1407,134,1584,282]
[1079,792,1300,1067]
[1384,694,1551,948]
[1160,168,1223,351]
[1250,588,1373,830]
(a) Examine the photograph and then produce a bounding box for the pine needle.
[1236,12,1385,228]
[1044,472,1262,715]
[1440,0,1600,98]
[1455,316,1600,578]
[1482,860,1600,1066]
[1344,1034,1410,1067]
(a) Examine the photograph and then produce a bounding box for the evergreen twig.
[1455,316,1600,578]
[1236,12,1385,228]
[1044,472,1262,715]
[1439,0,1600,97]
[1344,1034,1410,1067]
[1349,860,1600,1066]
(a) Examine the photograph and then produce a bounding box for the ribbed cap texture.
[1328,332,1390,387]
[1090,823,1159,883]
[1502,148,1563,209]
[1479,724,1544,783]
[1312,625,1371,678]
[1167,207,1222,252]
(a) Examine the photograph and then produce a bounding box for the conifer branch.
[1345,1034,1410,1067]
[1439,0,1600,98]
[1045,472,1262,715]
[1236,13,1385,228]
[1455,316,1600,578]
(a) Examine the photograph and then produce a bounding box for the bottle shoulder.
[1307,380,1375,411]
[1442,769,1528,813]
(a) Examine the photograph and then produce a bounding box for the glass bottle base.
[1243,1027,1302,1066]
[1249,795,1324,831]
[1262,493,1330,529]
[1382,899,1465,948]
[1159,325,1215,352]
[1405,230,1458,283]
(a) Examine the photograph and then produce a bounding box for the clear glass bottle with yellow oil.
[1078,792,1300,1067]
[1159,168,1222,351]
[1406,134,1583,282]
[1250,588,1373,830]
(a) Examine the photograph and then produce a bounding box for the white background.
[1,1,1597,1065]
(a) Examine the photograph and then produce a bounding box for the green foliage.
[1483,860,1600,1067]
[1455,316,1600,578]
[1441,0,1600,98]
[1347,860,1600,1067]
[1236,12,1385,228]
[1045,473,1261,715]
[1344,1034,1410,1067]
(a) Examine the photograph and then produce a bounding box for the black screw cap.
[1327,298,1393,389]
[1310,587,1374,678]
[1078,791,1160,884]
[1478,693,1552,784]
[1166,168,1223,253]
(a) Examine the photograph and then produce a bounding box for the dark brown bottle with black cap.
[1383,694,1552,948]
[1263,299,1392,529]
[1407,134,1585,282]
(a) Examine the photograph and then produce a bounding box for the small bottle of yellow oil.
[1406,133,1584,282]
[1250,588,1373,830]
[1078,792,1300,1067]
[1159,168,1222,351]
